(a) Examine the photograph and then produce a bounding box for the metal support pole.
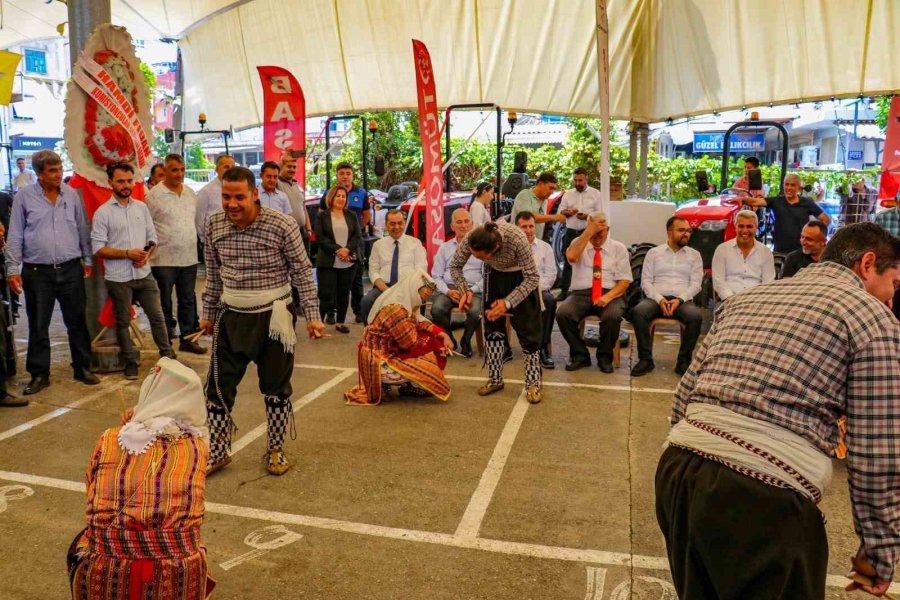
[361,123,369,192]
[444,114,452,193]
[639,124,649,198]
[325,120,332,190]
[172,48,184,156]
[627,122,638,197]
[495,107,502,211]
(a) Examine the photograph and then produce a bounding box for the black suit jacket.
[314,209,362,269]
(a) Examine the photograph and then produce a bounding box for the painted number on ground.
[585,566,676,600]
[219,525,303,571]
[0,485,34,513]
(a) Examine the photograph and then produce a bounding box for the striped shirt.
[449,221,539,308]
[874,207,900,236]
[202,207,319,322]
[672,261,900,580]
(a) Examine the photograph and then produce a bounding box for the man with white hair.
[555,212,631,373]
[711,210,775,301]
[744,173,830,253]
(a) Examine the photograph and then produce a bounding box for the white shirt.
[641,243,704,302]
[91,198,157,282]
[368,234,427,285]
[145,183,199,267]
[259,187,293,215]
[12,168,36,191]
[195,177,222,241]
[432,238,482,294]
[712,239,776,300]
[568,237,632,291]
[469,201,491,228]
[557,185,607,230]
[531,238,558,292]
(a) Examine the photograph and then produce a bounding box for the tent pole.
[627,121,638,197]
[639,123,649,197]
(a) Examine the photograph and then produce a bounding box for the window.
[24,49,47,75]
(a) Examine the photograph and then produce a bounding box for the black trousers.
[206,308,295,411]
[631,297,703,363]
[0,303,8,394]
[656,446,827,600]
[151,265,198,340]
[21,259,92,377]
[317,266,355,324]
[560,228,582,295]
[540,290,556,348]
[105,275,174,366]
[431,290,483,346]
[350,239,365,316]
[556,289,625,362]
[486,269,542,353]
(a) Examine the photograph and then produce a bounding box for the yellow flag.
[0,51,22,106]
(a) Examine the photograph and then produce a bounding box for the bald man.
[743,173,830,253]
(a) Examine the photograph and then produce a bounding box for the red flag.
[412,40,444,268]
[257,66,306,190]
[878,96,900,204]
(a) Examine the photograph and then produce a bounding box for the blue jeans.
[151,265,198,340]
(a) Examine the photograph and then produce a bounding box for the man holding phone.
[556,168,607,298]
[743,173,830,253]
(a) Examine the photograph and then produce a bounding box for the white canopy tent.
[7,0,900,128]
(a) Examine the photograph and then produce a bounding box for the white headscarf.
[367,268,437,324]
[117,358,208,454]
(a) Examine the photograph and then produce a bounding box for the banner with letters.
[412,40,444,267]
[257,66,306,190]
[878,95,900,203]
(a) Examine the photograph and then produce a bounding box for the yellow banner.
[0,51,22,106]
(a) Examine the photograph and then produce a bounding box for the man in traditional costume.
[69,357,215,600]
[345,269,452,406]
[199,166,323,476]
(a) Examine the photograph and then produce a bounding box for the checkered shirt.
[874,207,900,236]
[673,261,900,580]
[449,221,539,308]
[202,207,319,322]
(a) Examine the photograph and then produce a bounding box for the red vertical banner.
[412,40,444,268]
[878,96,900,203]
[257,66,306,190]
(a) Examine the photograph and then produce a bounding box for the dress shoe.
[354,313,364,324]
[502,347,514,364]
[539,349,555,369]
[324,314,336,325]
[674,360,691,376]
[526,385,543,404]
[597,356,615,373]
[23,375,50,395]
[74,371,101,385]
[335,324,350,334]
[477,381,504,396]
[564,358,591,372]
[459,339,474,358]
[630,358,655,377]
[0,392,27,407]
[266,449,291,476]
[179,338,208,354]
[123,364,139,380]
[207,455,231,475]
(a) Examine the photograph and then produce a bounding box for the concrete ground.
[0,298,891,599]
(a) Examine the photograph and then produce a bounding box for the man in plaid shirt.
[200,166,323,477]
[656,222,900,599]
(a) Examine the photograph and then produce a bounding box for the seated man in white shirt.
[361,209,428,322]
[712,210,775,301]
[555,212,632,373]
[631,216,704,377]
[431,208,483,357]
[515,211,559,369]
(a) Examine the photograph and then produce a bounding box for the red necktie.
[591,247,603,303]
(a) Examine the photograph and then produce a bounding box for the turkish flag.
[257,66,306,190]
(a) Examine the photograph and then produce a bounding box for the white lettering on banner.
[0,484,34,513]
[270,101,296,122]
[218,525,303,571]
[78,57,152,167]
[413,39,444,268]
[274,129,293,148]
[269,76,292,94]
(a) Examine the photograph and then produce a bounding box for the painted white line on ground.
[0,379,132,444]
[293,364,675,395]
[229,369,355,456]
[455,390,530,541]
[0,469,889,591]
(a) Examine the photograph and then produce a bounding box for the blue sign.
[693,132,765,153]
[847,150,864,161]
[12,136,62,151]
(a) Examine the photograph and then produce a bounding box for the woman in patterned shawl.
[345,269,454,405]
[68,357,215,599]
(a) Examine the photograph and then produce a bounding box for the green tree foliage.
[875,96,891,132]
[185,141,213,170]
